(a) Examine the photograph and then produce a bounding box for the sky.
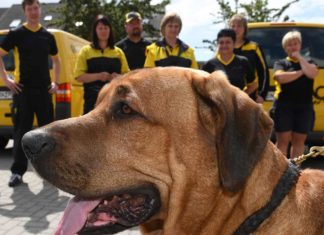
[2,0,324,61]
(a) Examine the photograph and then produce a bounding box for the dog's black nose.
[22,130,56,161]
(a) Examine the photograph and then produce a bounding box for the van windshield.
[248,27,324,68]
[0,35,15,71]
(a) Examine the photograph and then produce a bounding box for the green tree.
[213,0,299,23]
[240,0,299,22]
[203,0,299,50]
[51,0,170,41]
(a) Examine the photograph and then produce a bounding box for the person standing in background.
[116,12,151,70]
[202,28,258,96]
[229,14,269,103]
[273,30,318,158]
[144,12,198,69]
[0,0,61,187]
[74,15,129,114]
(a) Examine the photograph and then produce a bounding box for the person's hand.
[48,82,59,94]
[110,72,119,80]
[291,51,302,60]
[4,77,22,94]
[256,95,264,104]
[98,72,111,82]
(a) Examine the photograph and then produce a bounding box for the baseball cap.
[125,12,142,23]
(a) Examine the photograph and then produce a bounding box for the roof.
[0,3,61,30]
[0,8,9,19]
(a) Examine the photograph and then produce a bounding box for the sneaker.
[8,173,23,187]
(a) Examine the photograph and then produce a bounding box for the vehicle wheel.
[0,137,9,150]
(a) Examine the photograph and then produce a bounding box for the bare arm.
[49,55,61,94]
[273,70,303,84]
[52,55,61,84]
[244,81,258,95]
[76,72,112,83]
[293,52,318,79]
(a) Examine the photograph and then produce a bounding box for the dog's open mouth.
[55,186,161,235]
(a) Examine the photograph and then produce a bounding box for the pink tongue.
[54,197,102,235]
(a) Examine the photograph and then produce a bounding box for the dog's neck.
[143,142,292,234]
[234,160,300,234]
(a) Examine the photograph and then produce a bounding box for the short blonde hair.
[228,14,248,37]
[282,30,302,49]
[160,12,182,37]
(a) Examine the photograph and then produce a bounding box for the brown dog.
[22,67,324,235]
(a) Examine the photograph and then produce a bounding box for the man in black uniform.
[116,12,151,70]
[0,0,60,187]
[202,29,257,96]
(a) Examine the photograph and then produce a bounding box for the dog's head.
[22,67,273,234]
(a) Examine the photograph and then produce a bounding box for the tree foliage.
[51,0,170,42]
[214,0,299,23]
[203,0,299,51]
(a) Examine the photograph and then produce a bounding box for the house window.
[75,21,83,27]
[44,15,53,21]
[9,19,21,28]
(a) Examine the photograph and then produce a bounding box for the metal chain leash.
[292,146,324,165]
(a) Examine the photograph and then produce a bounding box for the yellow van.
[248,22,324,145]
[0,29,89,149]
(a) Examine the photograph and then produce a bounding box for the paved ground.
[0,141,140,235]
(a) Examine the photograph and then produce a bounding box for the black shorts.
[273,101,314,134]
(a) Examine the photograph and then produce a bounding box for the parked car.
[248,22,324,145]
[0,29,89,149]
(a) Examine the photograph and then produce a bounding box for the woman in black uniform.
[273,30,318,158]
[229,14,269,103]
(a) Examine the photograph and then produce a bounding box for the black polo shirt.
[273,57,315,104]
[116,37,151,70]
[202,54,256,90]
[0,24,58,88]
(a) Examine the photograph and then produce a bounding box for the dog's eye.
[113,102,137,119]
[121,104,132,114]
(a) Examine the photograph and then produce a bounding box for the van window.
[0,35,15,71]
[248,27,324,68]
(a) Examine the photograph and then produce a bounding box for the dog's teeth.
[123,194,132,199]
[87,213,96,223]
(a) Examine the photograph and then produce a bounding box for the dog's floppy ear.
[192,70,273,193]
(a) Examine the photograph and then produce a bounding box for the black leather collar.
[233,161,300,235]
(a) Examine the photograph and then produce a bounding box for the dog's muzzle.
[22,129,56,161]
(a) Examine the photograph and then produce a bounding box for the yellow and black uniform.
[202,54,256,91]
[0,23,58,176]
[74,44,129,114]
[272,57,316,133]
[0,24,58,87]
[234,39,269,99]
[144,38,198,69]
[274,57,315,103]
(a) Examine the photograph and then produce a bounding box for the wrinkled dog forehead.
[97,67,208,115]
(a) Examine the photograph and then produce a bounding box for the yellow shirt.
[144,38,198,69]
